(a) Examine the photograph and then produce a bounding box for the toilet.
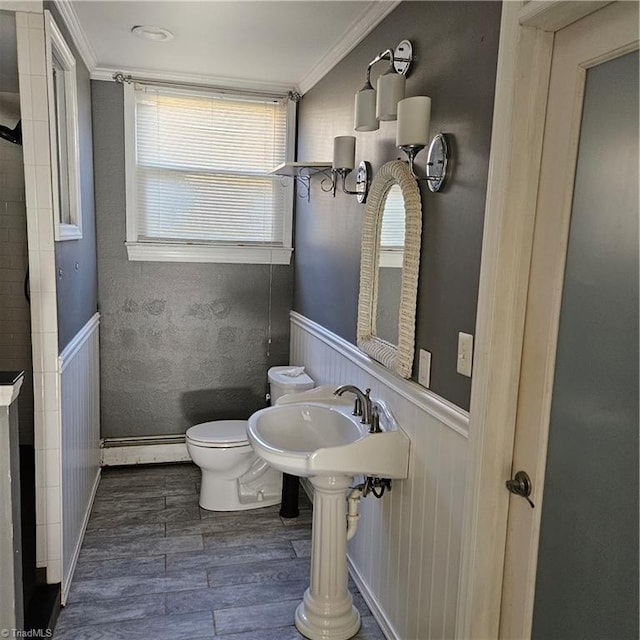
[186,366,315,511]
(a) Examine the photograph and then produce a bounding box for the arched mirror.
[357,160,422,378]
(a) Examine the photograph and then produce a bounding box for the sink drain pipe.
[346,477,393,540]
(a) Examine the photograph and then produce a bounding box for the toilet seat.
[186,420,249,448]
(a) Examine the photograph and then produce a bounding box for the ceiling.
[64,0,398,94]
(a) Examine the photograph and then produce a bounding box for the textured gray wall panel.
[92,81,292,438]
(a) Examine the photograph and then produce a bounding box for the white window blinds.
[132,83,289,246]
[378,185,406,268]
[380,185,406,249]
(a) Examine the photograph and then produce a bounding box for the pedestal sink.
[247,388,410,640]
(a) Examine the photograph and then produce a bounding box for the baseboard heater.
[101,435,191,466]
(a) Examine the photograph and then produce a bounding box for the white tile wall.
[16,12,99,599]
[290,312,469,640]
[16,9,62,583]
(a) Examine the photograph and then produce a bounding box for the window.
[124,82,294,264]
[45,11,82,240]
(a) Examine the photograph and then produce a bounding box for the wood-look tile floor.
[54,463,385,640]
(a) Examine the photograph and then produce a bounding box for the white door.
[500,3,639,638]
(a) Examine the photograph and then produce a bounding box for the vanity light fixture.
[354,39,413,131]
[396,96,449,192]
[330,136,371,204]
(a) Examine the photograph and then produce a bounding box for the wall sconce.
[330,136,371,203]
[396,96,449,192]
[354,39,413,132]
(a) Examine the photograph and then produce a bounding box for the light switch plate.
[457,332,473,377]
[418,349,431,388]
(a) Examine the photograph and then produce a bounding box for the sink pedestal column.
[295,474,360,640]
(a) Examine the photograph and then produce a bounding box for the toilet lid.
[186,420,249,447]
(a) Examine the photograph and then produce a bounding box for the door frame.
[455,2,619,638]
[502,5,638,637]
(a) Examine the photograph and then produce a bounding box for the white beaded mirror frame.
[357,160,422,378]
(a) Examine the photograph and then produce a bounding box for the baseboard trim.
[62,467,100,605]
[101,438,191,466]
[348,556,399,640]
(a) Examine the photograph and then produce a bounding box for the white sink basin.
[247,397,410,478]
[248,387,411,639]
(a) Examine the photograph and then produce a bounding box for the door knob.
[506,470,535,508]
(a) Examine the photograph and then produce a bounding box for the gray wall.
[532,50,639,640]
[294,1,501,409]
[45,2,99,351]
[91,81,292,439]
[0,10,18,92]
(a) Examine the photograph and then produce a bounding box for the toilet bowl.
[186,367,315,511]
[186,420,282,511]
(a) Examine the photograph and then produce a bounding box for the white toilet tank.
[268,366,314,404]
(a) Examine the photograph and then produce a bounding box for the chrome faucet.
[334,385,372,427]
[369,405,381,433]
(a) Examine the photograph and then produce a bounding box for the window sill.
[56,223,83,241]
[125,242,293,265]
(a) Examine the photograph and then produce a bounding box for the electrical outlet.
[418,349,431,388]
[457,332,473,377]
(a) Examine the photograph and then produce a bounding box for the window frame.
[44,11,82,241]
[123,81,295,264]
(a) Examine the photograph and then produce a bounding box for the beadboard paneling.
[59,313,101,602]
[290,312,468,640]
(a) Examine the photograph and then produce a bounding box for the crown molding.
[90,65,295,96]
[51,0,97,71]
[297,0,401,96]
[51,0,399,96]
[0,1,43,11]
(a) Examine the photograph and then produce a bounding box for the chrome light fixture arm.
[361,48,394,89]
[330,162,371,204]
[362,41,413,84]
[399,133,449,193]
[354,40,413,131]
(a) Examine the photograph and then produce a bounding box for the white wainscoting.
[59,313,101,602]
[290,312,469,640]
